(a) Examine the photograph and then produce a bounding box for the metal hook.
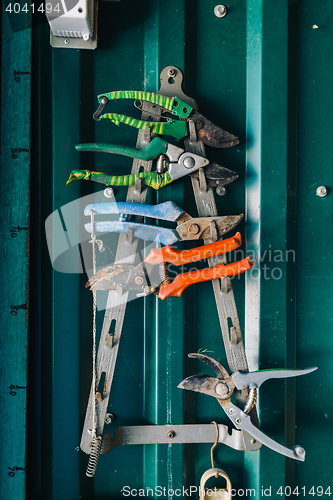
[210,421,219,477]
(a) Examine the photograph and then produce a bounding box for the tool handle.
[100,113,188,141]
[84,201,184,221]
[75,137,168,161]
[158,257,253,299]
[145,233,242,266]
[97,91,193,118]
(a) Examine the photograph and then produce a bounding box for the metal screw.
[227,408,235,415]
[167,430,175,439]
[293,446,305,458]
[316,185,328,197]
[188,223,200,235]
[215,382,229,397]
[101,96,109,105]
[135,276,144,285]
[168,68,176,78]
[183,156,195,169]
[105,413,115,425]
[251,439,256,444]
[104,187,114,198]
[216,186,227,196]
[235,417,242,425]
[64,38,70,44]
[214,5,228,18]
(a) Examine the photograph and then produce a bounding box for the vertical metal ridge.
[244,0,263,490]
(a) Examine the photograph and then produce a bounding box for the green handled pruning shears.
[67,137,239,190]
[92,90,239,148]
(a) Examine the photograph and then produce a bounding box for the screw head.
[214,5,228,18]
[64,38,70,44]
[183,156,195,169]
[135,276,144,285]
[216,186,227,196]
[105,413,115,425]
[293,445,305,458]
[227,408,235,415]
[100,96,109,105]
[168,68,176,77]
[167,430,175,439]
[104,187,114,198]
[215,382,229,397]
[316,185,328,197]
[188,223,200,235]
[235,417,242,425]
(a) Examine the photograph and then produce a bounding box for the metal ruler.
[0,5,32,499]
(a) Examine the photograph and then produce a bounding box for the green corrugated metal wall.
[1,1,332,498]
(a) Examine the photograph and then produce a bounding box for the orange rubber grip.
[144,232,242,266]
[158,257,253,300]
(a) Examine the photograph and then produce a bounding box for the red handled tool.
[86,232,253,299]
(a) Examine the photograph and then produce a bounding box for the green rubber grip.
[75,137,168,161]
[97,90,193,118]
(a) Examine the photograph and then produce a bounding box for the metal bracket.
[92,424,262,455]
[126,227,134,245]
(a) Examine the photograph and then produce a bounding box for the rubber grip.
[158,257,253,299]
[75,137,168,161]
[144,232,242,266]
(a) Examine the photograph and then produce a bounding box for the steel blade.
[190,113,239,148]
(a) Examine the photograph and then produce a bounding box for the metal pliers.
[84,201,243,246]
[92,90,239,148]
[86,233,252,299]
[178,353,318,461]
[69,137,238,190]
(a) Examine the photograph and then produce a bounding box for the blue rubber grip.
[84,222,179,245]
[84,201,184,222]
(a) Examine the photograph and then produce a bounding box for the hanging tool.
[92,90,239,147]
[71,137,238,190]
[178,353,317,461]
[86,233,253,299]
[84,201,243,245]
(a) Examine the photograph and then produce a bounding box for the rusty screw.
[215,382,229,397]
[216,186,227,196]
[105,413,115,425]
[214,5,228,18]
[188,223,200,235]
[168,68,176,78]
[167,430,175,439]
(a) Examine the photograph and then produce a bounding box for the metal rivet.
[105,413,115,425]
[251,439,256,444]
[293,446,305,458]
[215,382,229,397]
[188,223,200,235]
[214,5,228,18]
[183,156,195,169]
[64,38,70,44]
[216,186,227,196]
[316,185,328,197]
[235,417,242,425]
[104,187,114,198]
[168,68,176,77]
[135,276,144,285]
[227,408,235,415]
[167,430,175,439]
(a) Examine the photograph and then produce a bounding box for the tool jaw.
[167,150,210,181]
[176,214,243,241]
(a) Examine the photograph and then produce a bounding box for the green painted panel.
[1,1,332,499]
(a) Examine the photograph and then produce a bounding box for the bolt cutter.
[86,232,252,299]
[84,200,243,246]
[178,353,318,461]
[92,90,239,147]
[70,137,238,190]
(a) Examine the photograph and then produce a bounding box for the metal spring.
[243,387,257,415]
[86,435,102,478]
[159,262,171,285]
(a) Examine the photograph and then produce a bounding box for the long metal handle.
[232,366,318,389]
[75,136,168,160]
[84,200,184,221]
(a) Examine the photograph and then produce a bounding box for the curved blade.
[191,113,239,148]
[178,374,223,398]
[86,264,133,290]
[191,162,239,187]
[188,353,229,379]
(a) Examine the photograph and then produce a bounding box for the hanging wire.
[210,421,219,477]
